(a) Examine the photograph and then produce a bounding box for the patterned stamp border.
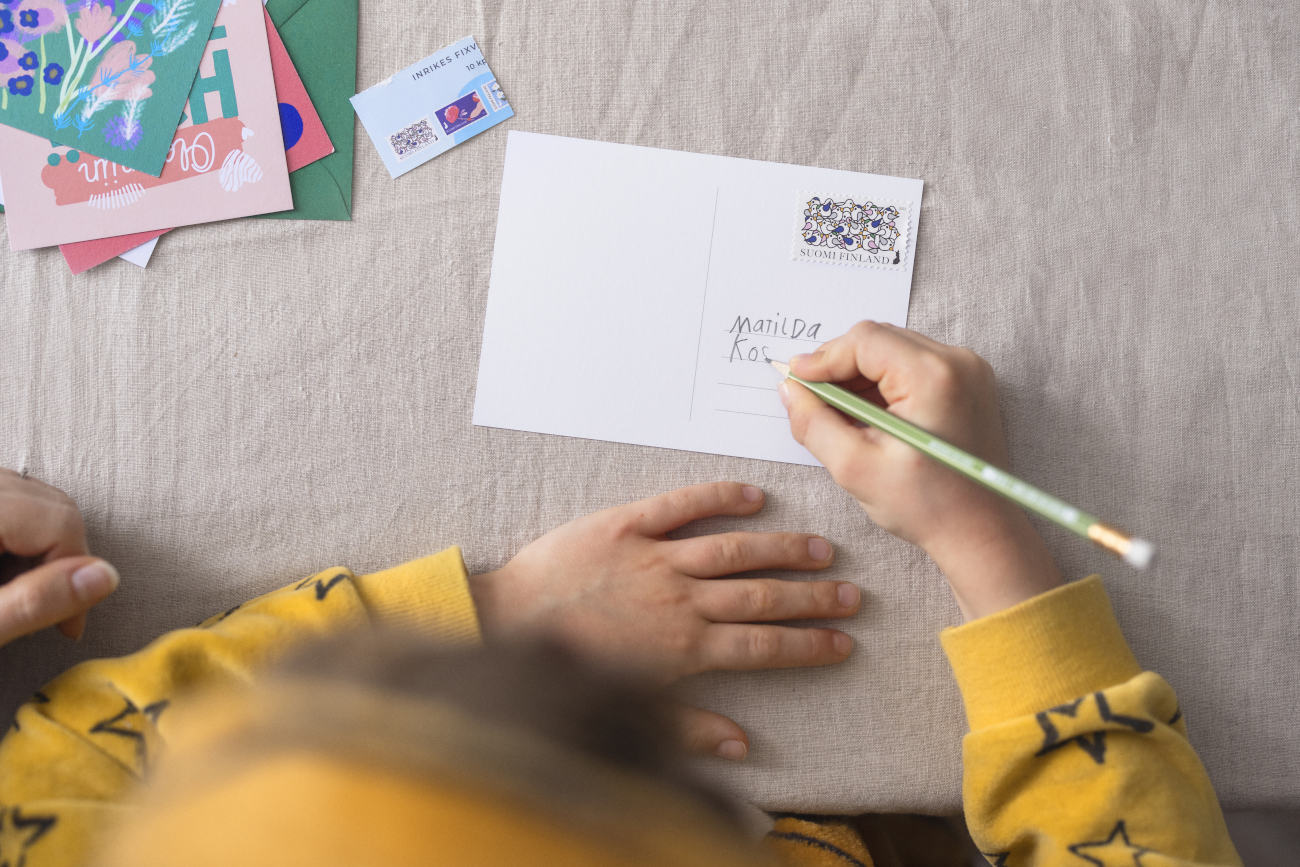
[791,191,913,271]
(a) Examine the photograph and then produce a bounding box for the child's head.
[99,632,772,867]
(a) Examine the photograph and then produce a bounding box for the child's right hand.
[780,321,1064,621]
[0,468,120,646]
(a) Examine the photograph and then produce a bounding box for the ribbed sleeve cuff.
[939,575,1141,731]
[352,547,482,646]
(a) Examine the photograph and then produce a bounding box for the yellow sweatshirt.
[0,551,1240,867]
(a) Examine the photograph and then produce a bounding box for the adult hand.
[470,482,860,761]
[779,321,1062,620]
[0,469,119,645]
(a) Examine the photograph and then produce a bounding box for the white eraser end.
[1125,538,1155,570]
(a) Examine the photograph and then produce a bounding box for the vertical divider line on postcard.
[688,188,722,422]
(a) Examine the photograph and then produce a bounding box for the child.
[0,322,1240,866]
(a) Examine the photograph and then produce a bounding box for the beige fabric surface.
[2,0,1297,813]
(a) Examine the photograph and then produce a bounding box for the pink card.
[0,0,292,251]
[51,14,327,272]
[264,9,333,172]
[60,229,172,275]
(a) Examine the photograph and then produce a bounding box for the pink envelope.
[264,8,333,172]
[60,229,173,275]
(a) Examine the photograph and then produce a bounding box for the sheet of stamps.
[350,36,512,179]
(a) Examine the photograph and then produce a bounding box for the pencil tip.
[769,360,790,376]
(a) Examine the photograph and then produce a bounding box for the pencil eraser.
[1125,538,1155,570]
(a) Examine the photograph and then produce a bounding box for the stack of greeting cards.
[0,0,358,273]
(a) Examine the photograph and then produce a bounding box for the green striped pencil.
[771,360,1154,569]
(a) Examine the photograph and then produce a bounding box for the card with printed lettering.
[0,0,291,250]
[349,36,512,179]
[0,0,223,176]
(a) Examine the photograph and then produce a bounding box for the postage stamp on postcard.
[389,118,440,161]
[792,192,911,270]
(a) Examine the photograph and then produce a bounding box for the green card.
[0,0,223,176]
[257,0,355,221]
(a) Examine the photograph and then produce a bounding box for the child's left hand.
[470,481,860,761]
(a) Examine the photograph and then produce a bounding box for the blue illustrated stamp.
[481,80,508,111]
[435,91,488,136]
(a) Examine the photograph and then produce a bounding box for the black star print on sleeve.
[295,572,347,600]
[1034,698,1102,761]
[766,832,870,867]
[195,600,251,628]
[1094,693,1154,734]
[1068,821,1151,867]
[6,692,50,734]
[88,698,170,772]
[1035,692,1156,765]
[0,806,57,867]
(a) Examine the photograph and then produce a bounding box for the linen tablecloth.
[2,0,1297,812]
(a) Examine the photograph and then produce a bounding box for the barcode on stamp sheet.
[389,118,438,160]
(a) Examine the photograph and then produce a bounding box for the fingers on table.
[0,556,119,646]
[670,531,834,578]
[0,485,88,560]
[671,702,749,760]
[694,576,859,623]
[626,481,765,537]
[58,611,89,641]
[697,623,853,672]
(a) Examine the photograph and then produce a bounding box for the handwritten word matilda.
[729,315,822,341]
[727,314,822,363]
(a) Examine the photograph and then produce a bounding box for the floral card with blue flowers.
[0,0,222,175]
[0,0,291,250]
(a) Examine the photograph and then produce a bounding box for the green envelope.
[257,0,356,221]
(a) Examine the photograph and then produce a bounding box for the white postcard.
[473,132,923,466]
